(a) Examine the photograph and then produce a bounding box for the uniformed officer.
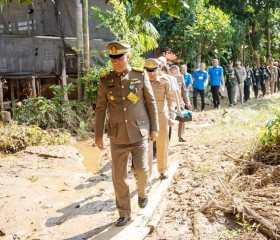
[94,41,159,226]
[260,63,271,96]
[235,61,246,103]
[145,58,176,180]
[252,64,264,98]
[224,61,240,106]
[244,63,255,102]
[267,61,278,96]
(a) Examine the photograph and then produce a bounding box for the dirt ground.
[0,94,278,240]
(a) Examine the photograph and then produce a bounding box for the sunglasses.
[145,67,158,72]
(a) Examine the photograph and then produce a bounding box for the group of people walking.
[93,41,279,227]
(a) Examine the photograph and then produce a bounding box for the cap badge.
[111,46,118,54]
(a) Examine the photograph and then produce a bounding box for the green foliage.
[92,0,160,67]
[259,115,280,145]
[14,84,88,135]
[80,64,111,104]
[0,124,70,154]
[153,0,233,65]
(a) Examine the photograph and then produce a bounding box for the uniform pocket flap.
[136,120,149,136]
[107,123,117,138]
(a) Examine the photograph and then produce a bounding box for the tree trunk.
[265,25,271,63]
[251,22,260,67]
[196,43,202,67]
[82,0,90,70]
[61,46,68,102]
[0,79,4,111]
[76,0,84,100]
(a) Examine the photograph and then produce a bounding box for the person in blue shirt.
[180,64,193,96]
[208,59,224,109]
[192,63,208,112]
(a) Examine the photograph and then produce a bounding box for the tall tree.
[153,0,233,66]
[209,0,280,66]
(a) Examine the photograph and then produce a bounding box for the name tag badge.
[199,76,203,80]
[127,92,139,104]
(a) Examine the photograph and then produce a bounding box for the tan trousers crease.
[110,139,149,218]
[148,114,169,176]
[178,121,185,139]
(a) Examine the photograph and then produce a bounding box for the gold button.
[124,108,126,111]
[125,120,128,122]
[122,86,124,88]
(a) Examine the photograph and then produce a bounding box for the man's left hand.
[150,131,158,142]
[168,119,176,126]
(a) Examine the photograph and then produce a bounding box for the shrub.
[0,124,70,153]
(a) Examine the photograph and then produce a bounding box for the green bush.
[14,84,88,135]
[0,124,70,153]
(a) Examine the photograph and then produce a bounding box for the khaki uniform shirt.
[236,66,246,83]
[176,75,190,105]
[268,66,278,80]
[94,66,159,144]
[150,76,175,120]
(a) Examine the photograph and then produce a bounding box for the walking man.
[235,61,246,103]
[260,63,271,96]
[267,60,278,96]
[145,58,176,180]
[192,63,208,112]
[181,64,193,96]
[252,64,263,99]
[224,61,240,106]
[94,41,159,226]
[170,65,191,142]
[244,63,255,102]
[208,59,224,109]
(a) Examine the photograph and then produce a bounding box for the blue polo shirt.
[183,73,192,95]
[208,66,223,86]
[193,69,208,90]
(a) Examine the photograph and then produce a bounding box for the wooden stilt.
[0,78,4,111]
[10,79,15,110]
[31,76,37,98]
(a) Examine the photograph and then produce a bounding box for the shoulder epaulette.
[132,67,144,73]
[100,71,111,78]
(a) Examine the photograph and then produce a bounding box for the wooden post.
[76,0,84,100]
[10,79,15,110]
[31,76,37,97]
[82,0,90,70]
[0,78,4,111]
[61,46,69,102]
[37,78,41,96]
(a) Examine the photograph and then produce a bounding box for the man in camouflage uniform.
[94,42,159,226]
[224,61,240,106]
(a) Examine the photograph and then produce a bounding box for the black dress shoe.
[160,172,169,179]
[138,196,148,208]
[179,137,186,142]
[115,216,131,226]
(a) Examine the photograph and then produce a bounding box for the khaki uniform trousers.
[235,81,244,103]
[178,121,185,139]
[110,139,149,218]
[148,114,169,177]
